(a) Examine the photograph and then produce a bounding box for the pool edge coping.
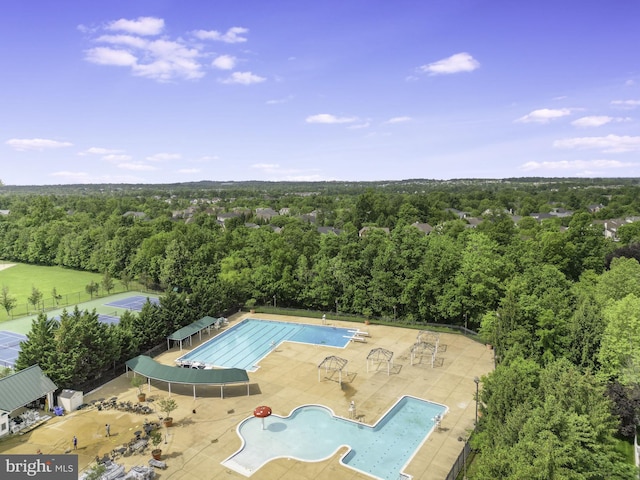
[221,394,450,479]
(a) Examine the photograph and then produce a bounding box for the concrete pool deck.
[0,312,494,480]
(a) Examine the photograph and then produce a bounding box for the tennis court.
[105,295,160,311]
[0,330,28,368]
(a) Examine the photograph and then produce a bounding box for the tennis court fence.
[1,284,159,320]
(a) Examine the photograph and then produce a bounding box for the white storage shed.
[57,389,83,412]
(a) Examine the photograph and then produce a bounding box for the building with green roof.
[0,365,57,437]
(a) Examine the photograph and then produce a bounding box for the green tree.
[28,286,43,311]
[617,223,640,245]
[119,271,133,290]
[51,286,62,306]
[85,281,99,299]
[598,294,640,384]
[475,358,634,479]
[15,314,59,375]
[596,256,640,304]
[0,285,17,316]
[101,271,114,295]
[159,238,190,289]
[449,232,506,324]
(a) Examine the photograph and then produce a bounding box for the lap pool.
[176,318,356,372]
[222,395,448,479]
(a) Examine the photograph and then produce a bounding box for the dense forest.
[2,178,640,478]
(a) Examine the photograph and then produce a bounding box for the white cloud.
[516,108,572,123]
[192,27,248,43]
[95,34,148,49]
[250,164,326,181]
[348,122,371,129]
[221,71,266,85]
[107,17,164,36]
[611,99,640,109]
[195,155,219,162]
[266,95,294,105]
[133,39,203,81]
[625,80,635,86]
[553,135,640,153]
[419,52,479,75]
[83,18,248,82]
[385,116,412,124]
[177,168,201,174]
[252,163,280,172]
[50,171,144,183]
[118,162,157,171]
[521,159,638,172]
[50,171,91,180]
[571,116,613,127]
[212,54,236,70]
[146,153,182,162]
[78,147,123,156]
[6,138,73,151]
[571,116,631,127]
[306,114,357,124]
[85,47,137,66]
[103,154,132,162]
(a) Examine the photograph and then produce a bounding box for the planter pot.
[486,344,493,350]
[138,393,146,402]
[249,309,255,314]
[364,320,370,325]
[151,449,162,461]
[163,417,173,428]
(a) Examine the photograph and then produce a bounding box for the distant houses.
[163,196,640,241]
[411,222,434,235]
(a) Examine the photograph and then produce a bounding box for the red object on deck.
[253,406,272,418]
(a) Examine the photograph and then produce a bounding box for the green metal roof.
[167,316,220,341]
[0,365,57,413]
[125,355,249,385]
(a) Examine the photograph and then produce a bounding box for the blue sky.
[1,0,639,185]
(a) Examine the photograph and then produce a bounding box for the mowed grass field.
[0,262,122,322]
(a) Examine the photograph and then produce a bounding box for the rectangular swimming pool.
[176,319,355,372]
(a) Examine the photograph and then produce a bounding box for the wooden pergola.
[318,355,349,386]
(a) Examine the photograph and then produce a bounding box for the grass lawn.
[0,263,126,322]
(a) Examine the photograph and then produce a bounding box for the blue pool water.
[222,395,448,479]
[176,319,354,372]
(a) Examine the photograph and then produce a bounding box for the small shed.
[57,389,83,412]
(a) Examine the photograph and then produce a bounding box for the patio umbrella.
[253,406,272,430]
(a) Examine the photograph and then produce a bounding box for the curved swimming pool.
[223,395,448,479]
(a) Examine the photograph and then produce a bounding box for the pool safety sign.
[0,455,77,479]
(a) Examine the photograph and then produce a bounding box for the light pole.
[335,299,338,315]
[273,295,276,308]
[393,305,397,322]
[474,376,480,426]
